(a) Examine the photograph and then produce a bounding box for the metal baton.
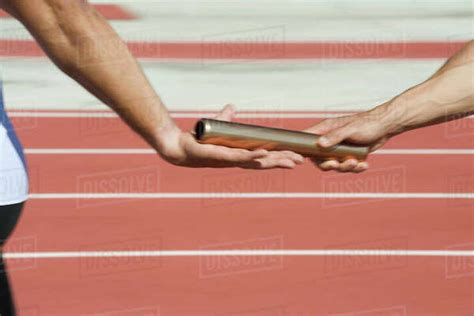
[195,119,369,161]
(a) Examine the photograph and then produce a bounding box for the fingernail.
[318,137,330,147]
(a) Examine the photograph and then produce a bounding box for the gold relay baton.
[195,119,369,161]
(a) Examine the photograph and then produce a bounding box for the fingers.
[188,139,269,165]
[200,145,268,163]
[229,150,304,169]
[312,158,369,173]
[339,159,359,172]
[185,131,306,169]
[316,159,340,171]
[252,158,296,169]
[214,104,236,122]
[353,161,369,173]
[184,130,370,172]
[247,151,305,169]
[279,150,305,164]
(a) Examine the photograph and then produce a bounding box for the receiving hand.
[158,104,305,169]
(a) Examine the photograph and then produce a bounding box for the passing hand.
[305,106,396,173]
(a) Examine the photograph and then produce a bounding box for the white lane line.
[24,148,155,154]
[28,192,474,199]
[23,148,474,155]
[3,249,473,259]
[8,112,118,118]
[376,149,474,155]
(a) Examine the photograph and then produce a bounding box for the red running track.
[7,256,474,315]
[4,115,474,315]
[26,154,473,193]
[0,41,467,59]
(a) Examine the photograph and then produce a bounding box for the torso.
[0,83,28,205]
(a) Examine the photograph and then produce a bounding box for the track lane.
[8,255,474,316]
[25,154,474,193]
[12,116,474,149]
[6,198,472,252]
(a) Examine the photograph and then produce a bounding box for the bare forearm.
[380,40,474,134]
[1,0,304,170]
[3,0,173,150]
[432,40,474,78]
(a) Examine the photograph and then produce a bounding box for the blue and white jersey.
[0,82,28,205]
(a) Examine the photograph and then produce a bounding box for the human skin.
[306,40,474,173]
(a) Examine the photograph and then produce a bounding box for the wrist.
[380,98,412,135]
[153,116,181,154]
[380,81,436,135]
[366,100,408,137]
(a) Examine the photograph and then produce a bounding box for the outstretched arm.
[2,0,303,169]
[306,40,474,173]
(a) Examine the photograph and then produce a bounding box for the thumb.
[305,116,353,135]
[317,125,354,148]
[305,120,333,135]
[214,104,236,122]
